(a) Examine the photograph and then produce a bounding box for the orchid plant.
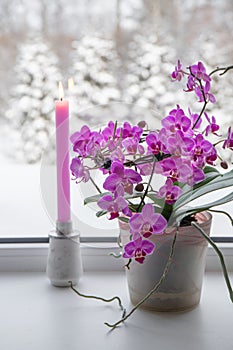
[71,60,233,260]
[70,60,233,328]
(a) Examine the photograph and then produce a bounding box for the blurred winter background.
[0,0,233,237]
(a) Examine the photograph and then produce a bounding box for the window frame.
[0,236,233,244]
[0,239,233,273]
[0,0,233,271]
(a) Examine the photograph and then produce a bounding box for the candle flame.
[68,77,74,91]
[58,81,64,100]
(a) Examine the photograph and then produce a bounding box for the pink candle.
[55,82,71,223]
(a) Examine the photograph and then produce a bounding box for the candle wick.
[60,97,63,101]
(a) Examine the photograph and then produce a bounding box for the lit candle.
[55,82,71,225]
[68,77,74,90]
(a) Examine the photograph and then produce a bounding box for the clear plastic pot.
[120,212,212,312]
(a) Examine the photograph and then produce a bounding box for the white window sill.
[0,270,233,350]
[0,243,233,272]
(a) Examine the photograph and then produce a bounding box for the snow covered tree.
[123,31,178,122]
[195,32,233,164]
[6,34,61,163]
[69,34,121,126]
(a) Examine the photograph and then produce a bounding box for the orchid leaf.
[84,192,109,205]
[203,165,220,174]
[179,168,221,194]
[96,210,108,218]
[84,192,146,206]
[172,191,233,224]
[118,216,129,223]
[145,193,165,208]
[192,170,221,190]
[174,169,233,210]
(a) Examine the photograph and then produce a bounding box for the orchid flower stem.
[214,139,225,147]
[90,176,102,194]
[191,222,233,303]
[209,65,233,76]
[105,228,178,329]
[193,100,207,129]
[137,158,156,212]
[193,64,233,129]
[192,79,208,129]
[113,121,118,140]
[69,281,126,317]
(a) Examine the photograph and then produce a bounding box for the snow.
[5,35,61,164]
[0,158,53,237]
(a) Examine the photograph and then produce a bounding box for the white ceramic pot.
[120,212,212,312]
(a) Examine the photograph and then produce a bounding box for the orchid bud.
[137,121,146,128]
[220,161,228,169]
[135,183,144,192]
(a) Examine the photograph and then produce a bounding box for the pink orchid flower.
[97,185,131,220]
[103,161,142,195]
[123,236,155,264]
[129,203,167,238]
[70,157,90,183]
[157,178,182,205]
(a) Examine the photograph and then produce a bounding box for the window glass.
[0,0,232,238]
